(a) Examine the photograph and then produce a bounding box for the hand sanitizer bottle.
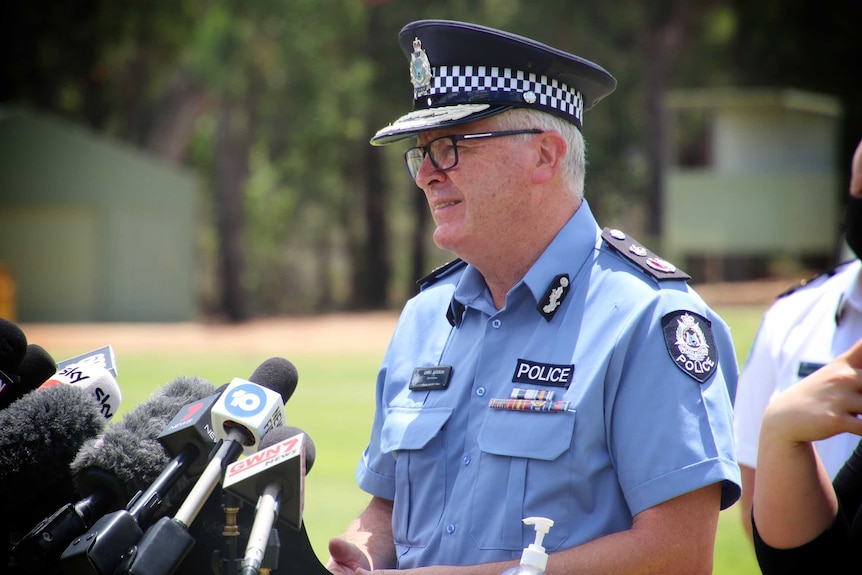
[500,517,554,575]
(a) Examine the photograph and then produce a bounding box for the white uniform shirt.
[734,260,862,478]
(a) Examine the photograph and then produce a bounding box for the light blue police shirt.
[356,200,740,569]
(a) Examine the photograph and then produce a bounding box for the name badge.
[410,366,453,391]
[512,359,574,388]
[798,361,826,378]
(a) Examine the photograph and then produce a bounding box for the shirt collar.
[521,199,600,304]
[447,199,600,325]
[836,261,862,324]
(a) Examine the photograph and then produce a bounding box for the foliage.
[3,0,860,317]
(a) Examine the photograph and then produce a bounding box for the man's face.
[412,119,538,260]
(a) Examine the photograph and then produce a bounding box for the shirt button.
[492,319,502,329]
[463,454,472,466]
[476,387,486,397]
[446,523,456,534]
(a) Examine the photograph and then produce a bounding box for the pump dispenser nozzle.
[519,517,554,572]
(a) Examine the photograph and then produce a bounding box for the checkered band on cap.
[417,65,585,126]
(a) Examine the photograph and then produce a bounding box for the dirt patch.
[17,280,794,355]
[19,311,400,356]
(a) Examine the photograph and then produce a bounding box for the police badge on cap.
[661,311,718,383]
[371,20,617,145]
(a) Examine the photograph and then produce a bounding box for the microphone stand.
[259,527,280,575]
[212,493,242,575]
[213,494,281,575]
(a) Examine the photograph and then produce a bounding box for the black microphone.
[223,426,315,575]
[0,385,106,536]
[0,343,58,411]
[70,358,298,575]
[12,344,59,399]
[0,318,32,409]
[12,377,218,574]
[72,375,217,506]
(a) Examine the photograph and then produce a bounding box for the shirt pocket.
[381,406,453,549]
[471,409,576,552]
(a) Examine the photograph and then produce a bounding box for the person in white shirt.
[734,137,862,541]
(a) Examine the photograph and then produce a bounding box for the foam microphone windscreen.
[249,357,299,404]
[16,343,57,390]
[0,318,30,410]
[0,384,105,530]
[71,375,217,510]
[0,343,57,410]
[258,424,317,473]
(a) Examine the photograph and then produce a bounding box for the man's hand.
[327,537,372,575]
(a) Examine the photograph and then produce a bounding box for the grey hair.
[490,108,586,198]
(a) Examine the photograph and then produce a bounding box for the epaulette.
[601,227,691,282]
[776,260,853,299]
[416,258,467,290]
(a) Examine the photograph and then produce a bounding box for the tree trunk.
[214,99,250,322]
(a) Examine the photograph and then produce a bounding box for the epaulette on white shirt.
[776,260,857,300]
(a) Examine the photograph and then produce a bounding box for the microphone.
[0,343,58,411]
[223,426,315,575]
[0,385,106,535]
[172,357,297,528]
[0,317,27,372]
[41,348,122,420]
[0,318,32,409]
[15,344,59,391]
[13,377,218,574]
[72,375,216,505]
[67,358,298,575]
[55,345,117,379]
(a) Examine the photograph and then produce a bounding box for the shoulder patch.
[416,259,467,290]
[662,311,718,383]
[601,228,690,281]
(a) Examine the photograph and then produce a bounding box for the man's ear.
[532,131,567,184]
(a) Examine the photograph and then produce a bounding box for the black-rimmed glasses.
[403,129,543,181]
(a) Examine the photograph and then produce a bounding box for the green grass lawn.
[53,302,767,573]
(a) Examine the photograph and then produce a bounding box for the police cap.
[371,19,617,145]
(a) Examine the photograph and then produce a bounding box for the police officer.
[327,20,739,575]
[734,138,862,542]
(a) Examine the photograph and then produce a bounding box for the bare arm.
[753,337,862,548]
[327,496,397,574]
[354,483,722,575]
[753,427,837,548]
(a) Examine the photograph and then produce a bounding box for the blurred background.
[5,3,861,573]
[1,0,861,324]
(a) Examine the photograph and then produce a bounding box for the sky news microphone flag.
[370,19,616,145]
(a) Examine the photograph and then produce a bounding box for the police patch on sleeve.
[661,311,718,383]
